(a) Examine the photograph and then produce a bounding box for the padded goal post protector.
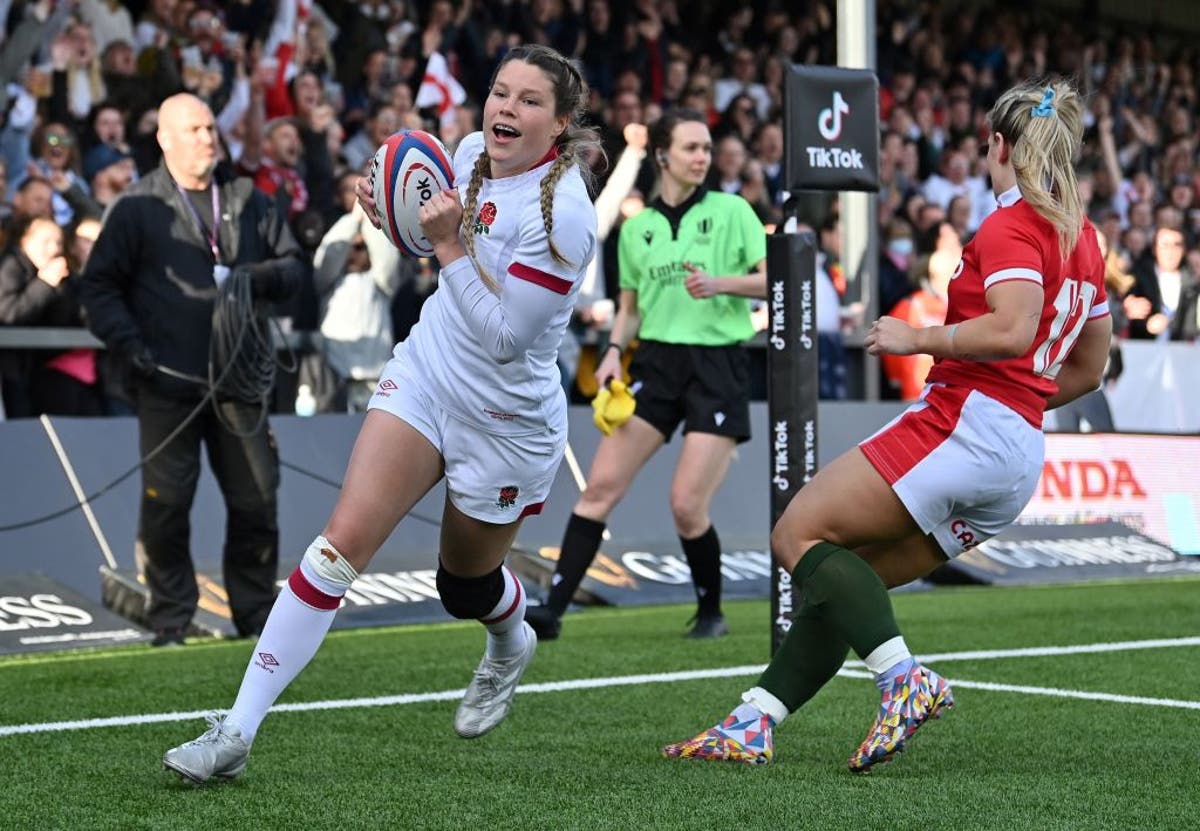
[766,231,820,654]
[784,64,880,192]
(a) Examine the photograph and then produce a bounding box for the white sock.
[863,635,913,676]
[741,686,790,726]
[481,566,527,659]
[225,541,355,741]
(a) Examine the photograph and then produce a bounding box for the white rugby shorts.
[859,384,1044,557]
[367,351,566,524]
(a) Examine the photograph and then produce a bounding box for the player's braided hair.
[988,78,1085,262]
[461,151,498,291]
[538,148,579,266]
[460,44,602,292]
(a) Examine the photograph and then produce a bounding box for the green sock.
[756,601,850,712]
[793,541,901,659]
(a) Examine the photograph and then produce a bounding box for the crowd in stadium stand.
[0,0,1197,420]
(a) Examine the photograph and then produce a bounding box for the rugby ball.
[370,129,454,258]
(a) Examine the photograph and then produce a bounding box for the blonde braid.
[460,150,500,293]
[538,147,578,266]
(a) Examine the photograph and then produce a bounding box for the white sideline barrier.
[1105,340,1200,433]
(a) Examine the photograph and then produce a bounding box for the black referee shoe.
[524,605,562,641]
[686,612,729,639]
[151,627,186,647]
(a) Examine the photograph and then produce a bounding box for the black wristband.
[605,342,623,357]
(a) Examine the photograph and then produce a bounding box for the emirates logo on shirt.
[474,201,498,235]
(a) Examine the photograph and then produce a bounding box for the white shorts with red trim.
[368,356,565,525]
[859,384,1044,557]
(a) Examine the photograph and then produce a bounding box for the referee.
[527,108,767,640]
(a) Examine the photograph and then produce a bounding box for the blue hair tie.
[1031,87,1055,118]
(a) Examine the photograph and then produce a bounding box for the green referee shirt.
[618,188,767,345]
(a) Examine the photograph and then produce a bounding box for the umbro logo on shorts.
[714,412,726,426]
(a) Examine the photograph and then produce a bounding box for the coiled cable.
[0,272,441,533]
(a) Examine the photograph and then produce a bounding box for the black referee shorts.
[627,339,752,444]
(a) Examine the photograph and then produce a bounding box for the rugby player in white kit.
[163,44,599,784]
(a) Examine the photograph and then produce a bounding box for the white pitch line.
[833,667,1200,709]
[842,635,1200,668]
[0,667,766,738]
[2,636,1198,738]
[920,678,1200,710]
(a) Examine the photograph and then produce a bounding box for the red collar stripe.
[530,145,559,170]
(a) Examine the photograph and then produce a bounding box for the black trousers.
[135,385,280,636]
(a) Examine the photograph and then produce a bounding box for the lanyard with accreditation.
[176,180,231,287]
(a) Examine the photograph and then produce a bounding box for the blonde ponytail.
[988,79,1085,262]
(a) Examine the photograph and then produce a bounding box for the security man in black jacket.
[80,94,306,646]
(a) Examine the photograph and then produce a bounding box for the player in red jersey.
[662,79,1112,772]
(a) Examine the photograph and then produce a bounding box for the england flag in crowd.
[417,51,467,128]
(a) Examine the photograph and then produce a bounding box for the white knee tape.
[303,535,359,589]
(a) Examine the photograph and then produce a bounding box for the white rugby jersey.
[400,131,597,435]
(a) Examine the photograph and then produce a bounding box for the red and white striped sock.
[481,566,528,659]
[225,548,352,741]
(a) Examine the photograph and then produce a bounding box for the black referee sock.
[545,513,606,616]
[681,525,722,617]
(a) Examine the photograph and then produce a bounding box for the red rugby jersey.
[925,191,1109,426]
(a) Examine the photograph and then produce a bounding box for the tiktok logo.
[818,91,850,141]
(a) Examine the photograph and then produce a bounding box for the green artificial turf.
[1,578,1196,830]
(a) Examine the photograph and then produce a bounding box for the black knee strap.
[436,563,505,620]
